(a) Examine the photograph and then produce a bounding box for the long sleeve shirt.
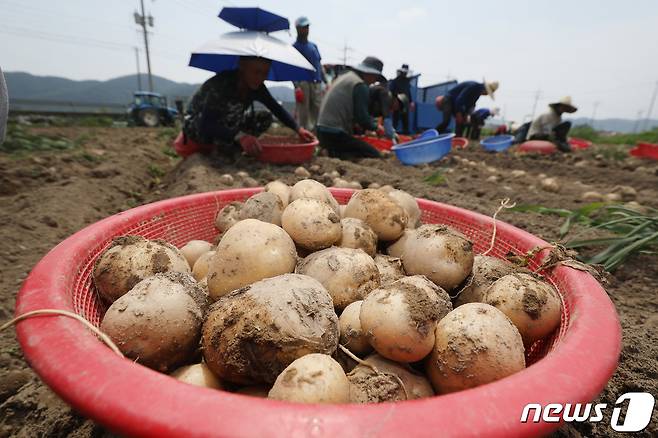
[293,40,324,83]
[528,107,561,138]
[186,70,298,145]
[353,82,377,131]
[448,81,485,114]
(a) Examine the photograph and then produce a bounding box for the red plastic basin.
[630,142,658,160]
[452,137,469,149]
[256,135,318,164]
[356,135,413,151]
[519,140,557,155]
[568,137,593,150]
[14,189,621,437]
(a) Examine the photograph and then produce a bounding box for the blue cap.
[295,16,310,27]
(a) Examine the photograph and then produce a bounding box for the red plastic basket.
[256,136,318,164]
[518,140,557,155]
[14,189,621,438]
[629,142,658,161]
[567,137,592,150]
[356,135,413,151]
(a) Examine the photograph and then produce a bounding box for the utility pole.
[134,47,143,91]
[530,89,541,121]
[633,110,643,133]
[342,42,353,67]
[590,101,600,129]
[643,80,658,131]
[134,0,154,92]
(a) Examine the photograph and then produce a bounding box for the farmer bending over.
[317,56,386,159]
[435,80,499,137]
[527,96,577,152]
[183,56,315,156]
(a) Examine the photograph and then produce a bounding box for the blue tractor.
[127,91,178,127]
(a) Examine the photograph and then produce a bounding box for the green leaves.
[511,202,658,271]
[423,170,446,186]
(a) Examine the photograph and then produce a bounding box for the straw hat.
[549,96,578,113]
[484,80,499,99]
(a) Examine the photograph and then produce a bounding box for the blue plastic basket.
[392,133,454,165]
[480,135,514,152]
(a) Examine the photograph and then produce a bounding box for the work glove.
[297,127,316,143]
[237,134,262,156]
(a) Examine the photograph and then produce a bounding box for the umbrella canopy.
[189,31,316,81]
[219,7,289,33]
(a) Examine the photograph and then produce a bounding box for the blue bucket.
[480,135,514,152]
[392,133,454,165]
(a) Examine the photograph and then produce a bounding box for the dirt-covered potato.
[373,254,405,285]
[387,189,421,229]
[215,201,243,232]
[426,303,526,394]
[93,235,191,303]
[401,224,474,291]
[344,189,407,241]
[386,229,415,258]
[171,363,223,389]
[360,275,449,362]
[348,354,434,404]
[192,250,215,281]
[289,179,340,214]
[268,354,350,404]
[455,255,526,307]
[207,219,297,300]
[101,272,207,372]
[296,247,380,310]
[281,199,342,251]
[180,240,213,270]
[338,301,372,355]
[264,180,291,208]
[240,192,284,226]
[483,273,562,345]
[202,274,339,385]
[337,218,377,256]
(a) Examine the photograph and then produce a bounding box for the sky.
[1,0,658,123]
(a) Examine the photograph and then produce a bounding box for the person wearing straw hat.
[435,80,499,137]
[465,107,500,140]
[527,96,578,152]
[292,16,327,131]
[317,56,387,159]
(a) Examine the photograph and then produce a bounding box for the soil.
[1,126,657,437]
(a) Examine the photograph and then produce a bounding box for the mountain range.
[4,72,657,132]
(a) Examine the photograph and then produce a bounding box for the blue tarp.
[219,7,289,32]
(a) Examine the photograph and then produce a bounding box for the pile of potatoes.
[92,178,562,403]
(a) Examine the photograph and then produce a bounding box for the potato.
[180,240,213,270]
[215,201,243,232]
[387,189,421,229]
[101,272,207,372]
[373,254,405,285]
[296,247,380,310]
[171,363,223,389]
[264,180,291,207]
[339,204,347,218]
[289,179,340,214]
[93,235,191,303]
[455,255,526,307]
[240,192,284,226]
[426,303,525,394]
[337,218,377,257]
[344,189,407,241]
[483,273,562,345]
[386,229,415,258]
[202,274,339,385]
[349,354,434,403]
[338,301,372,355]
[207,219,297,300]
[268,354,350,404]
[360,275,450,362]
[192,250,215,281]
[281,199,342,251]
[401,224,474,291]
